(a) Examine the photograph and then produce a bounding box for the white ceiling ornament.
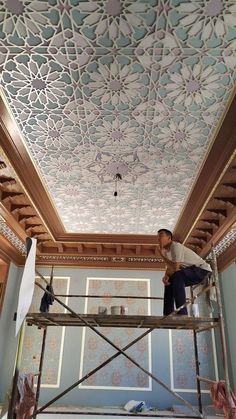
[49,32,96,70]
[26,114,78,151]
[6,58,67,109]
[0,0,51,38]
[85,152,150,184]
[77,0,152,44]
[0,0,235,234]
[135,31,182,70]
[83,57,148,107]
[176,1,236,42]
[132,100,170,125]
[222,40,236,70]
[165,62,227,107]
[88,118,144,152]
[64,99,101,125]
[157,119,207,152]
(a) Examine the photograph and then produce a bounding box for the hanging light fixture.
[114,173,122,197]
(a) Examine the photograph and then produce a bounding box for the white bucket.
[98,306,107,315]
[192,303,200,317]
[121,305,128,315]
[111,306,121,315]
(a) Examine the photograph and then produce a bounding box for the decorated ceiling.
[0,0,235,234]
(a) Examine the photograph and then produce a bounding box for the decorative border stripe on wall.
[21,276,70,388]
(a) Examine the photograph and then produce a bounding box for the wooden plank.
[26,313,218,331]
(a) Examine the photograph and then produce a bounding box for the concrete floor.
[35,406,223,419]
[0,405,224,418]
[0,408,224,419]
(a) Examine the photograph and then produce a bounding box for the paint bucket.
[111,306,121,315]
[98,306,107,315]
[121,305,128,315]
[192,303,200,317]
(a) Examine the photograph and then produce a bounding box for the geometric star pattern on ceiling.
[0,0,235,234]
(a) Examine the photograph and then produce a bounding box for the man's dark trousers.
[163,266,209,315]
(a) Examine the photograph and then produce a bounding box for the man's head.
[157,229,173,248]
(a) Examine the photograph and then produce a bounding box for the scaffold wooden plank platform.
[26,313,218,331]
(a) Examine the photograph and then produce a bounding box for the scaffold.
[8,248,234,419]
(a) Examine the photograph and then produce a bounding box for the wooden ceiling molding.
[0,94,236,268]
[37,254,165,270]
[182,154,236,261]
[0,160,53,246]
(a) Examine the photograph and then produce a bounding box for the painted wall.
[23,266,215,409]
[0,263,22,402]
[1,265,217,410]
[220,262,236,392]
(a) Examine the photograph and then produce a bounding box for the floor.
[0,405,224,418]
[35,406,223,418]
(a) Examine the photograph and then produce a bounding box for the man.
[156,229,212,316]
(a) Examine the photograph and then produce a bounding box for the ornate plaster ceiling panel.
[0,0,235,234]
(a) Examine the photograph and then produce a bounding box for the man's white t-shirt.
[165,241,212,272]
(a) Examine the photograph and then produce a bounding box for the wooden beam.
[200,207,236,257]
[0,176,16,185]
[10,204,31,212]
[1,191,23,200]
[77,244,83,253]
[18,214,35,222]
[97,244,102,254]
[136,245,141,255]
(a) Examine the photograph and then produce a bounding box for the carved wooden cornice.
[181,154,236,260]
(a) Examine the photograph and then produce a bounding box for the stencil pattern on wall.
[0,0,236,233]
[170,329,217,391]
[79,278,151,390]
[170,296,218,391]
[20,276,70,387]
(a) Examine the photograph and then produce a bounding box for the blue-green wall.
[0,263,21,401]
[220,262,236,392]
[35,267,176,409]
[1,265,215,410]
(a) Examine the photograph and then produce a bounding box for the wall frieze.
[0,217,26,255]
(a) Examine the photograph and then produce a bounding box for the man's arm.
[162,270,170,285]
[157,246,181,274]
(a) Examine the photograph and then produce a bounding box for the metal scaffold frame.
[9,249,234,419]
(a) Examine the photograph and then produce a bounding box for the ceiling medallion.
[86,153,149,185]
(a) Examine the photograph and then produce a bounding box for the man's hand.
[162,274,170,286]
[156,244,164,257]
